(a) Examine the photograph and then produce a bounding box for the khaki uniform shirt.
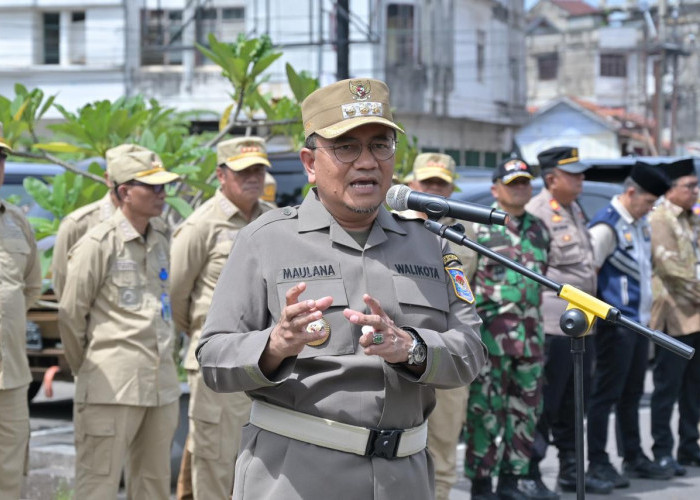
[0,200,42,389]
[52,193,115,299]
[197,190,486,500]
[170,189,275,370]
[395,210,478,281]
[526,189,596,335]
[58,208,180,406]
[649,197,700,335]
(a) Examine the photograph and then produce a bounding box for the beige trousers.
[0,385,29,500]
[427,386,470,500]
[177,370,251,500]
[73,401,179,500]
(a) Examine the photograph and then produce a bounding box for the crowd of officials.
[0,77,698,500]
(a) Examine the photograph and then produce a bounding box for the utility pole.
[654,0,667,155]
[336,0,349,80]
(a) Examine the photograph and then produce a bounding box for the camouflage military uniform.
[464,207,549,479]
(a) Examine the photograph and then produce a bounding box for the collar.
[298,188,405,235]
[113,208,144,243]
[660,197,688,218]
[611,195,635,225]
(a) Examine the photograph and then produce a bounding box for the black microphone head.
[385,184,412,211]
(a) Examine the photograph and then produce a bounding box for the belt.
[249,400,428,460]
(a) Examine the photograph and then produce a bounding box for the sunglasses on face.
[125,181,170,194]
[0,152,7,160]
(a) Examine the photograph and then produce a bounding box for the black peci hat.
[630,161,672,197]
[665,158,695,181]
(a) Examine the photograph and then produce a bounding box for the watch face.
[413,343,427,364]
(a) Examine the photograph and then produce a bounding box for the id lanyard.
[159,267,173,322]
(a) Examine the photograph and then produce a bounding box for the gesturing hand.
[259,282,333,376]
[343,294,413,364]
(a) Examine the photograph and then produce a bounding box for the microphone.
[386,185,509,226]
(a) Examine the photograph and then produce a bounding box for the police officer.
[196,78,487,500]
[464,157,555,500]
[649,158,700,475]
[525,147,613,494]
[404,152,477,500]
[0,135,42,499]
[586,163,673,488]
[58,145,181,499]
[171,137,276,500]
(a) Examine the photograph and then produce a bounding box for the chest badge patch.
[446,267,475,304]
[305,317,331,347]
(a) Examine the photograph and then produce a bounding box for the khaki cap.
[106,144,180,185]
[301,78,405,139]
[412,153,456,184]
[217,137,271,171]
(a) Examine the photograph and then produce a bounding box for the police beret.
[630,161,671,197]
[537,146,589,174]
[665,158,695,181]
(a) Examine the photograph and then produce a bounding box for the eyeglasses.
[311,138,396,163]
[676,181,699,191]
[125,181,170,194]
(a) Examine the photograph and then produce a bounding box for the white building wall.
[0,11,36,65]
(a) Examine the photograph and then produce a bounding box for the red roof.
[551,0,599,16]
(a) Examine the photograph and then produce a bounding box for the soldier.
[586,163,673,488]
[0,135,42,499]
[58,145,181,499]
[649,158,700,475]
[171,137,276,500]
[525,147,613,494]
[404,152,477,500]
[464,157,554,499]
[196,78,487,500]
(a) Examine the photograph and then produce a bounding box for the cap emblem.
[349,80,371,101]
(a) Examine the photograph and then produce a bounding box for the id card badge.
[161,293,173,323]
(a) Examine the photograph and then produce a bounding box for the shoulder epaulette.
[87,219,114,242]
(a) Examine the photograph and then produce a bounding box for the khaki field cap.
[301,78,405,139]
[218,136,271,171]
[412,153,456,184]
[106,144,180,185]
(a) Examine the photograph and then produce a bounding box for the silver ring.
[372,332,384,345]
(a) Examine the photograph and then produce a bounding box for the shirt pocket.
[111,268,145,310]
[393,275,449,331]
[276,279,353,358]
[0,237,30,277]
[553,237,583,266]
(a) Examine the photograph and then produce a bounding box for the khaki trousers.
[73,401,179,500]
[177,370,251,500]
[427,386,469,500]
[0,385,29,500]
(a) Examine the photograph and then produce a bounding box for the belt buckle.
[365,429,403,459]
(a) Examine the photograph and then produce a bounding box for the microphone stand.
[422,219,695,500]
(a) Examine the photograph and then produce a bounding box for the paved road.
[26,374,700,499]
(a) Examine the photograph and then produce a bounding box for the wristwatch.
[404,328,427,366]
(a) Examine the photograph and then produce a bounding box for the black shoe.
[472,477,498,500]
[588,461,630,489]
[622,455,673,480]
[656,455,687,476]
[678,449,700,466]
[496,475,528,500]
[558,461,614,494]
[518,477,560,499]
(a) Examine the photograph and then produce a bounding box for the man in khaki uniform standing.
[649,158,700,475]
[197,78,486,500]
[404,152,477,500]
[58,145,181,499]
[171,137,275,500]
[525,147,613,494]
[0,135,42,500]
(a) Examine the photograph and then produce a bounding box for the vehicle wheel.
[27,380,42,402]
